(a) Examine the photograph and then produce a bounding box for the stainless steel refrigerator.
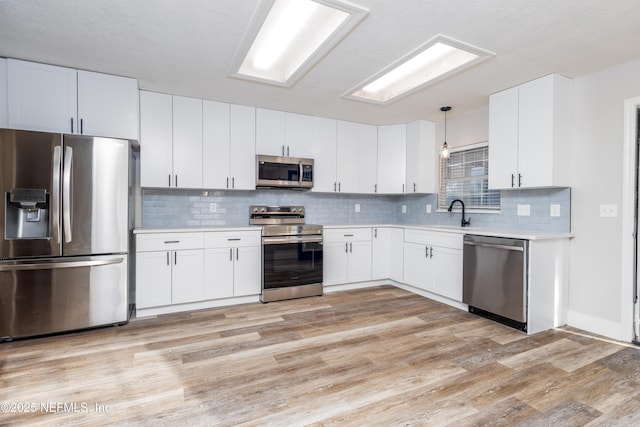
[0,128,137,340]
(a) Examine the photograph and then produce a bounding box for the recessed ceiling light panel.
[230,0,368,87]
[344,35,495,104]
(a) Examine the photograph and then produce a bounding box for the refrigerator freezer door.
[62,135,130,256]
[0,255,128,340]
[0,129,62,259]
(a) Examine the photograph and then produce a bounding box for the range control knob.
[260,207,266,213]
[252,207,258,212]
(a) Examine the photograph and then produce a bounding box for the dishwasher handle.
[464,241,524,252]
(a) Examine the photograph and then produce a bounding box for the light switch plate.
[600,204,618,217]
[517,204,531,216]
[355,203,360,213]
[426,204,432,214]
[209,203,217,213]
[402,205,407,214]
[550,204,561,217]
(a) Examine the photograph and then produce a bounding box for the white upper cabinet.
[139,91,203,188]
[405,120,436,194]
[256,108,285,156]
[172,96,203,188]
[285,112,315,158]
[377,124,406,194]
[8,59,77,134]
[336,121,377,193]
[310,116,337,193]
[7,59,138,138]
[489,74,572,189]
[77,70,139,140]
[0,58,7,128]
[140,91,173,187]
[203,102,256,190]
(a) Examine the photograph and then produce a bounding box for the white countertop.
[134,226,260,234]
[323,224,573,240]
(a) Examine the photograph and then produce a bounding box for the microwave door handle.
[299,162,303,184]
[62,146,73,243]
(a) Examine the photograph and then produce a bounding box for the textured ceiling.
[1,0,640,124]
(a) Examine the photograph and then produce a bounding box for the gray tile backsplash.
[141,187,571,233]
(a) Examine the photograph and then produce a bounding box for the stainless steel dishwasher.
[463,235,528,331]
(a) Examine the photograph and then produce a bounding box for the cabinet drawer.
[324,228,371,243]
[137,232,204,252]
[404,229,462,250]
[204,231,261,248]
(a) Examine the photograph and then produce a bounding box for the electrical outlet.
[517,204,531,216]
[600,204,618,217]
[550,204,561,217]
[209,203,217,213]
[426,204,432,213]
[402,205,407,214]
[355,203,360,213]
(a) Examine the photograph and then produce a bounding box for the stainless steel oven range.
[250,206,323,303]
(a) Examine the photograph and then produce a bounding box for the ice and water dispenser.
[5,188,50,239]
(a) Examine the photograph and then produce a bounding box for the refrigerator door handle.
[51,145,62,244]
[62,146,73,243]
[0,257,124,271]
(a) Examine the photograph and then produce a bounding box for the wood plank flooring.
[1,285,640,426]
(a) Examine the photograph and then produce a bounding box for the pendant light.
[440,105,451,159]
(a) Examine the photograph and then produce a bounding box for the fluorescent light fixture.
[230,0,368,87]
[345,35,495,104]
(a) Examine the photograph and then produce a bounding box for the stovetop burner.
[249,205,322,237]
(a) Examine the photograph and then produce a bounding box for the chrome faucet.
[448,199,471,227]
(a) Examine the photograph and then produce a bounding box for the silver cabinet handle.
[511,174,515,188]
[345,242,348,253]
[413,182,416,192]
[425,246,428,258]
[374,184,377,193]
[344,234,354,237]
[62,146,73,243]
[334,182,336,192]
[236,247,239,261]
[174,251,177,265]
[374,228,377,238]
[282,145,285,156]
[80,118,84,134]
[338,182,341,192]
[349,242,352,253]
[175,175,178,187]
[227,238,241,241]
[167,252,170,266]
[287,146,290,156]
[229,248,233,261]
[226,177,229,189]
[52,145,62,244]
[164,240,180,244]
[518,173,522,187]
[430,247,433,258]
[70,117,74,133]
[402,183,404,193]
[168,174,171,187]
[232,177,235,188]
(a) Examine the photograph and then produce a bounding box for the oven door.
[262,235,323,290]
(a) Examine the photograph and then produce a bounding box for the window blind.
[438,144,500,211]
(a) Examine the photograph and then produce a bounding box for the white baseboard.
[135,295,260,318]
[567,310,623,341]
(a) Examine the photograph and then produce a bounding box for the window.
[438,143,500,211]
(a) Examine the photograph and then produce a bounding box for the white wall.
[568,59,640,340]
[435,105,489,149]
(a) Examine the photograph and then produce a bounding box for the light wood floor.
[2,285,640,426]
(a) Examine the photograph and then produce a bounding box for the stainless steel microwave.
[256,155,314,189]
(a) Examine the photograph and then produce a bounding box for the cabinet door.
[336,121,362,193]
[256,108,285,156]
[388,228,404,283]
[323,241,349,285]
[171,249,204,304]
[229,104,256,190]
[0,58,7,128]
[358,124,378,194]
[488,86,519,189]
[371,228,390,280]
[377,124,406,194]
[204,247,234,299]
[7,59,77,133]
[285,112,314,158]
[402,242,430,291]
[431,246,462,302]
[233,246,262,296]
[203,100,231,189]
[405,120,436,193]
[518,76,554,188]
[136,251,172,308]
[77,70,138,139]
[172,96,203,188]
[140,91,173,187]
[310,117,337,193]
[347,240,372,283]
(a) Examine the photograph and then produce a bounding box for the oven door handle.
[262,236,323,245]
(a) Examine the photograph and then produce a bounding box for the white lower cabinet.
[204,231,261,298]
[136,233,205,309]
[371,227,403,281]
[323,228,372,285]
[402,229,463,302]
